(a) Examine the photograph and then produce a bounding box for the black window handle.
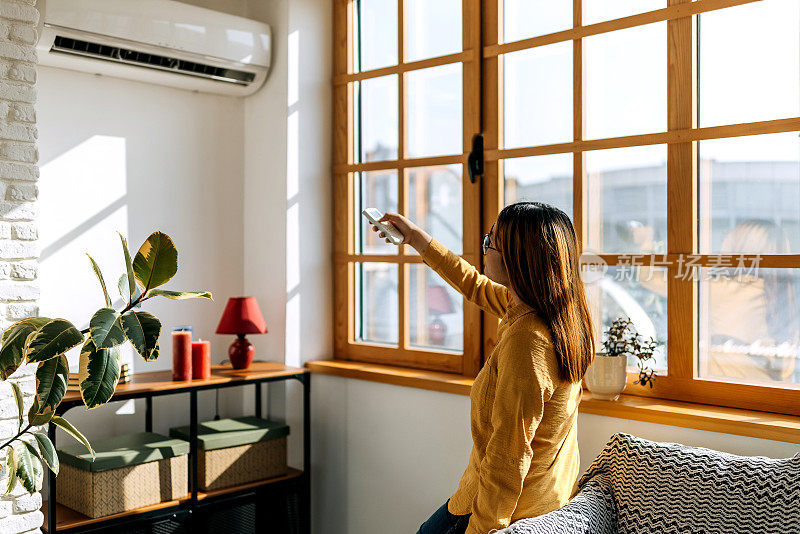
[467,133,484,183]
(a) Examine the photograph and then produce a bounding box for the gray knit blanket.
[498,433,800,534]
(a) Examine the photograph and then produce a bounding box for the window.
[333,0,482,375]
[334,0,800,416]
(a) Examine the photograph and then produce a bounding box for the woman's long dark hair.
[494,202,595,383]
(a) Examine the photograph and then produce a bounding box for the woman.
[372,202,595,534]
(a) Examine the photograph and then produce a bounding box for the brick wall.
[0,0,43,532]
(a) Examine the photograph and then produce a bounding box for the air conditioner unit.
[37,0,271,96]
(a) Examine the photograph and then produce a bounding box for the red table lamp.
[426,286,454,346]
[216,297,268,370]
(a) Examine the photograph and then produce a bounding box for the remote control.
[362,208,404,245]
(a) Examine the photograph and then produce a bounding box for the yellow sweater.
[422,239,582,534]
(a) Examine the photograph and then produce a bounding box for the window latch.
[467,133,484,184]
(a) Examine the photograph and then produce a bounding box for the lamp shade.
[216,297,268,335]
[427,285,454,315]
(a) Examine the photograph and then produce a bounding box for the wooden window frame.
[332,0,483,376]
[333,0,800,417]
[481,0,800,417]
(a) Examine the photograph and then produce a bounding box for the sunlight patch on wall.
[39,135,127,249]
[287,110,299,201]
[286,201,300,294]
[38,135,130,371]
[288,30,299,107]
[286,292,300,367]
[285,29,301,366]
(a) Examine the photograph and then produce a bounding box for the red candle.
[172,330,192,381]
[192,340,211,380]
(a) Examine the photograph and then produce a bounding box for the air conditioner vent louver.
[51,35,256,85]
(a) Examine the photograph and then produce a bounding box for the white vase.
[584,354,628,401]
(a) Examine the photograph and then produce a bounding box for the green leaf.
[33,355,68,420]
[10,381,23,432]
[117,274,143,305]
[120,310,161,362]
[33,433,58,475]
[51,416,94,458]
[119,233,137,303]
[148,289,213,301]
[0,317,50,346]
[133,231,178,291]
[0,318,50,379]
[89,308,126,350]
[28,397,54,426]
[5,446,18,494]
[17,441,43,494]
[87,254,112,307]
[25,319,84,364]
[78,340,120,409]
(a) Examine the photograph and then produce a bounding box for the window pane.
[504,0,571,43]
[586,265,668,372]
[699,133,800,254]
[409,266,463,351]
[407,165,463,254]
[583,0,663,25]
[358,75,398,162]
[355,0,398,71]
[699,268,800,385]
[406,0,461,61]
[356,171,398,254]
[407,64,463,158]
[504,154,573,219]
[356,263,398,345]
[586,145,667,254]
[504,42,572,149]
[699,0,799,127]
[585,22,666,139]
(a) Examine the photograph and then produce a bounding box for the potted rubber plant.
[0,231,211,495]
[585,317,659,400]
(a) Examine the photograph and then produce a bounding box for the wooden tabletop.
[62,361,307,405]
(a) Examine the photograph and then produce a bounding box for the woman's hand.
[372,213,432,255]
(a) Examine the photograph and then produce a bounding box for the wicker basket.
[170,416,289,491]
[56,432,189,519]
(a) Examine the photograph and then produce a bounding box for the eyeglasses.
[482,232,498,255]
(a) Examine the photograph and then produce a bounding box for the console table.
[42,361,310,534]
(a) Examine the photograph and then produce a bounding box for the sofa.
[498,433,800,534]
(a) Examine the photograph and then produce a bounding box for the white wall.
[35,63,246,445]
[311,375,473,534]
[311,374,800,534]
[242,0,333,470]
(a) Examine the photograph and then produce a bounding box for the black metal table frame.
[46,371,311,534]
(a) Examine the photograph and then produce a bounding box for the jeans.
[416,499,472,534]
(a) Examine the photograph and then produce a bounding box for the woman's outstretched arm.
[374,213,510,318]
